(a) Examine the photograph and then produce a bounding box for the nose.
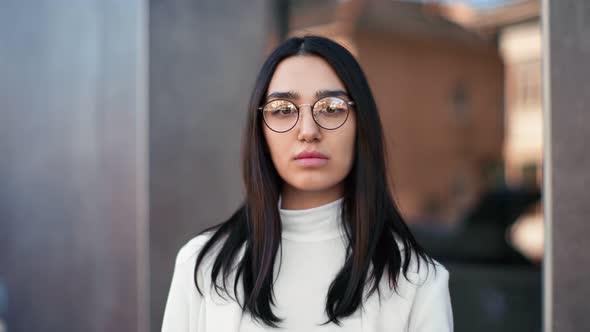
[296,104,322,142]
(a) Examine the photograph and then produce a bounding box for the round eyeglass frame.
[257,96,355,133]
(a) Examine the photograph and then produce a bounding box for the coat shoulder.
[175,230,217,266]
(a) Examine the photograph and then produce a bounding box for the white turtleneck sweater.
[161,197,453,332]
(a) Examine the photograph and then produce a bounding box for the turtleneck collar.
[278,195,346,242]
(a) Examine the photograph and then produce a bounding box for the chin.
[288,175,339,192]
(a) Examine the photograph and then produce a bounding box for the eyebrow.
[266,89,350,101]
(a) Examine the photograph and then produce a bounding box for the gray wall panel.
[0,1,148,331]
[148,0,270,330]
[544,0,590,331]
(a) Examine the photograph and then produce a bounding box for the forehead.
[267,55,346,97]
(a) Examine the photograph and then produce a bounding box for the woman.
[162,35,453,332]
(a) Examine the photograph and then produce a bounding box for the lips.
[294,151,328,160]
[294,150,329,167]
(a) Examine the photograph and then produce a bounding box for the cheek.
[263,127,291,169]
[324,120,356,178]
[334,129,356,172]
[337,115,356,161]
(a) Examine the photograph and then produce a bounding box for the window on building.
[515,60,541,107]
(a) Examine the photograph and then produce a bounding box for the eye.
[279,108,294,115]
[271,107,295,116]
[320,104,345,114]
[314,97,349,116]
[263,100,297,117]
[325,105,339,113]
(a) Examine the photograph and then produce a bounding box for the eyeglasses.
[258,96,355,133]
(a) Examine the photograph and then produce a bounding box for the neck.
[280,183,344,210]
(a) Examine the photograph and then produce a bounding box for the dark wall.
[546,0,590,331]
[148,0,270,330]
[0,1,149,331]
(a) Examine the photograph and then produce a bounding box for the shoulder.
[403,256,453,330]
[389,233,450,288]
[416,258,449,291]
[392,234,448,285]
[174,230,217,266]
[405,252,449,287]
[390,236,450,294]
[373,247,453,329]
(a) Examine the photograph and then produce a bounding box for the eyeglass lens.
[261,97,350,132]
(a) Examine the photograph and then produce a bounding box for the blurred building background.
[3,0,590,331]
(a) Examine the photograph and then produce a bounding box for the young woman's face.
[262,55,356,194]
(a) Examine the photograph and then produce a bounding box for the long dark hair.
[193,35,436,327]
